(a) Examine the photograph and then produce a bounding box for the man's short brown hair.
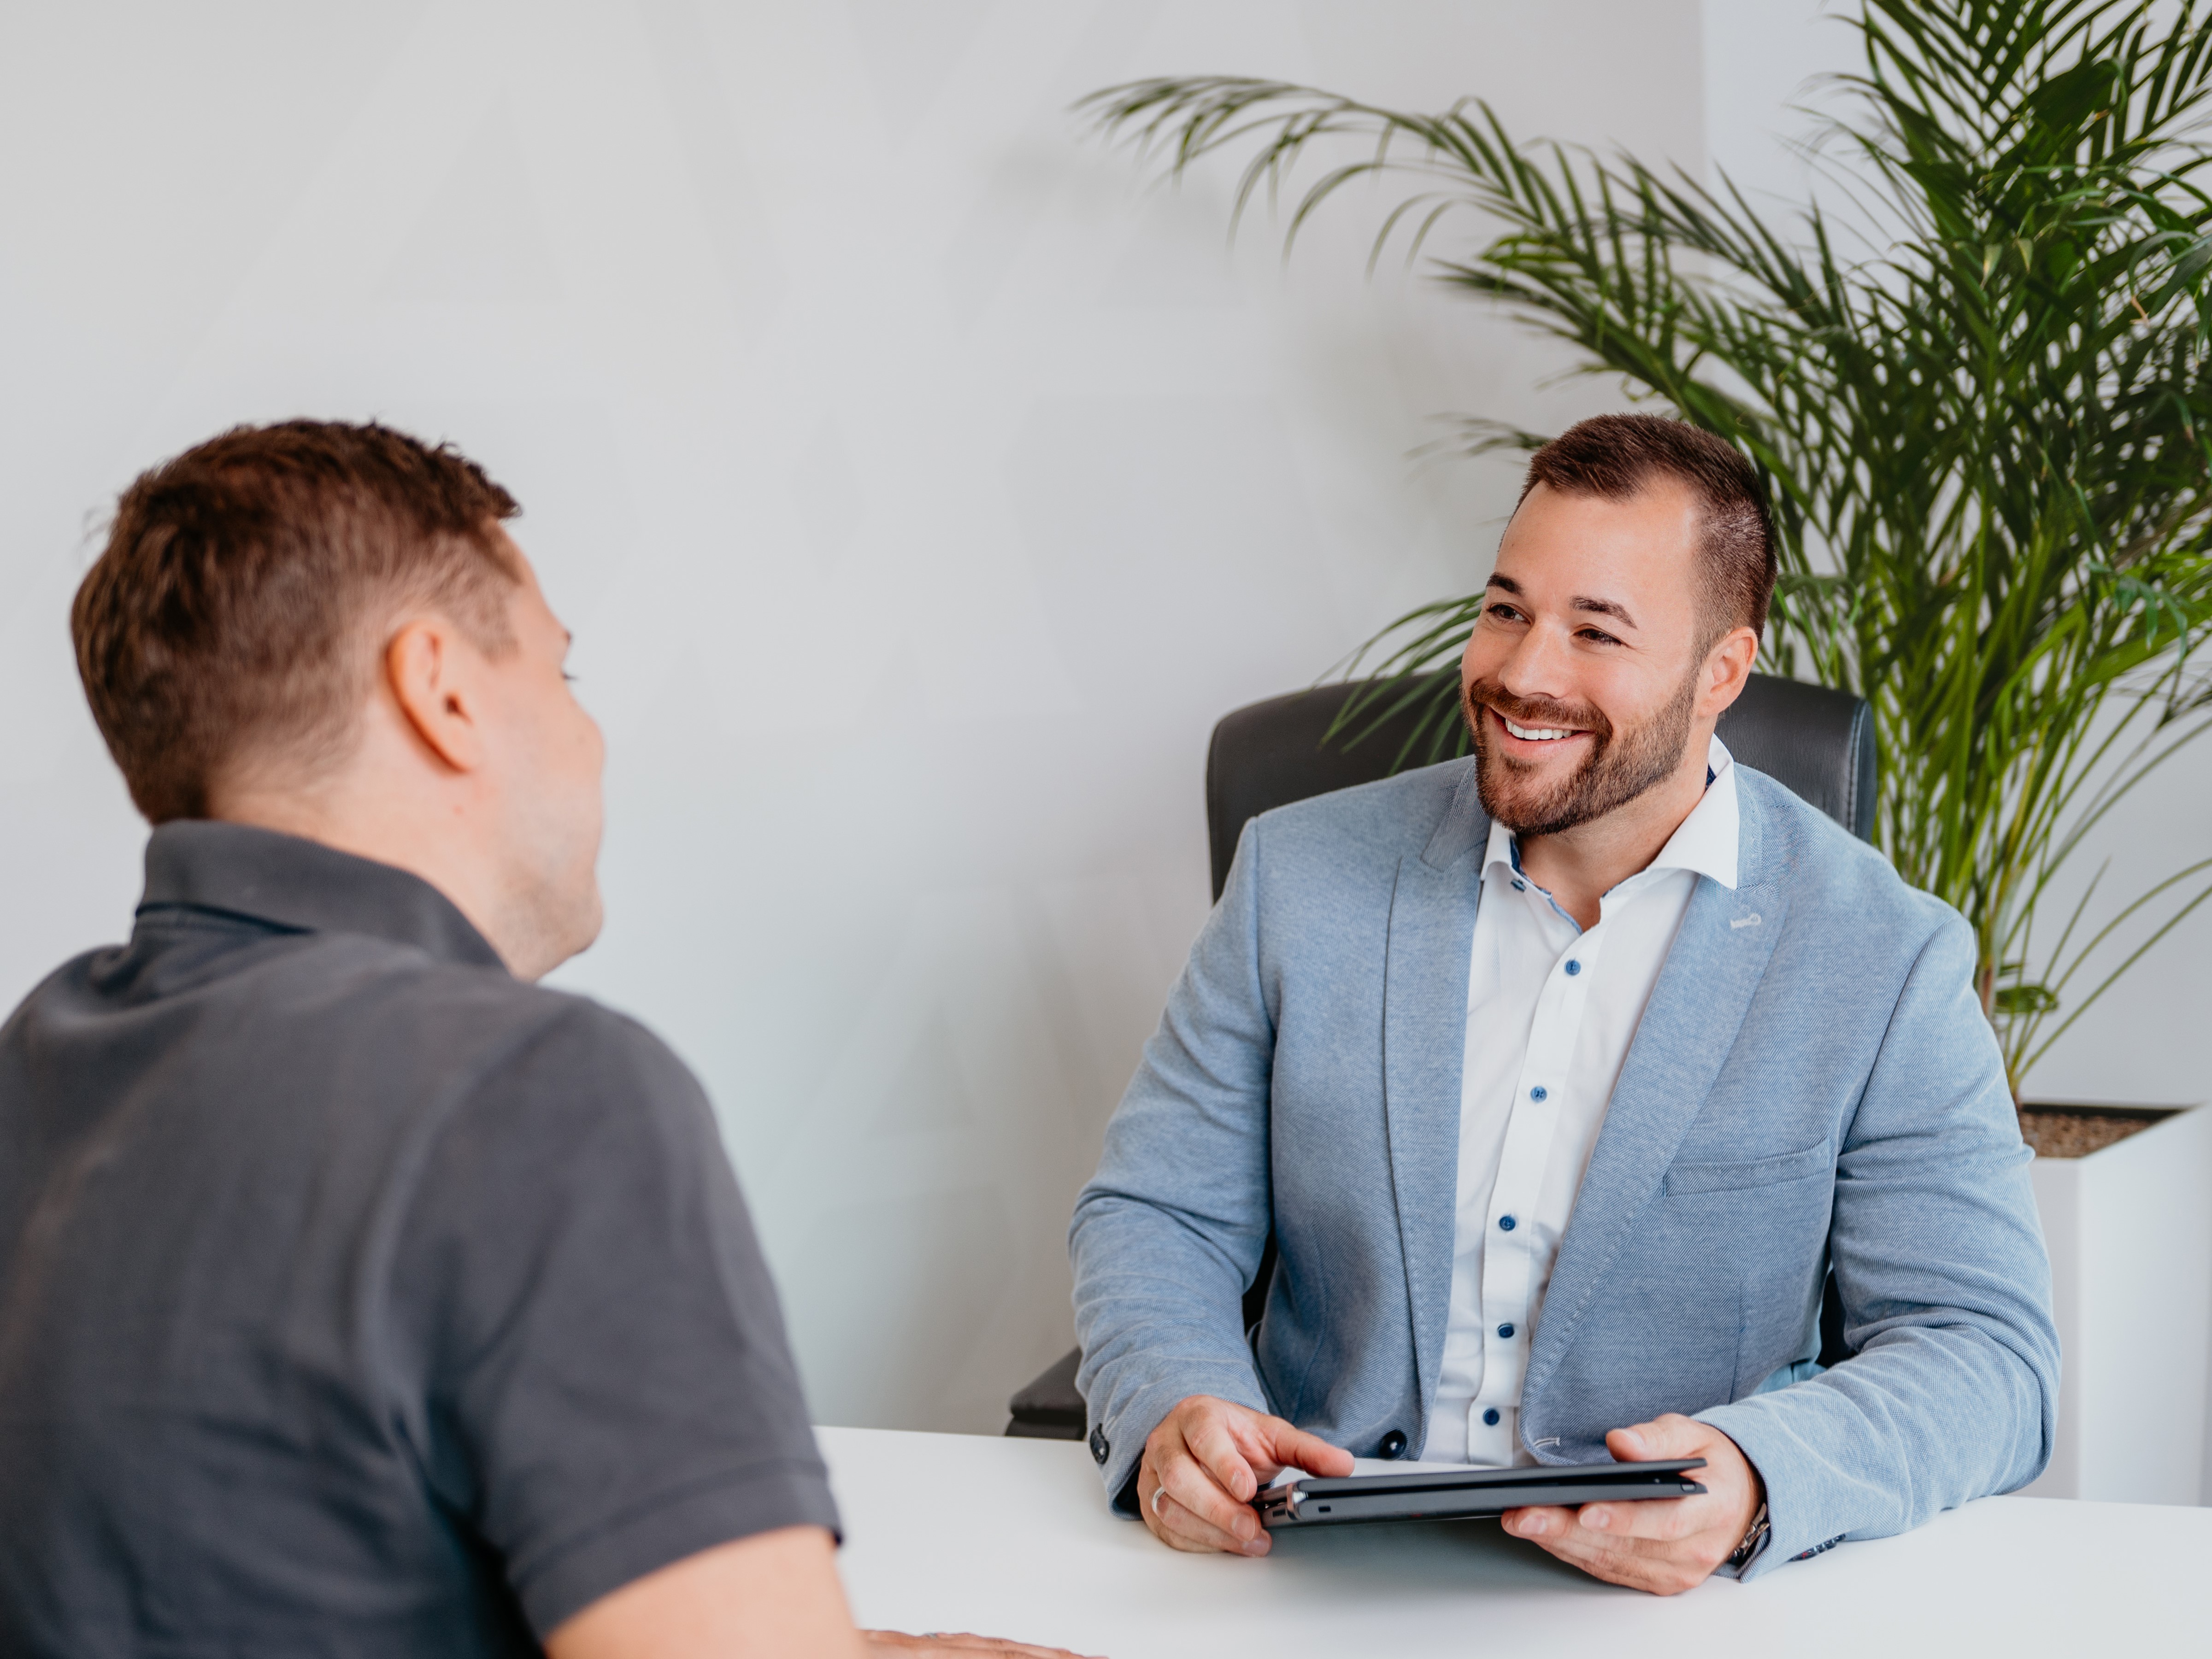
[1518,412,1777,645]
[72,419,522,824]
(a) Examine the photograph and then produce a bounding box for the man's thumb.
[1608,1415,1695,1461]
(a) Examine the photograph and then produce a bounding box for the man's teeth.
[1504,718,1574,741]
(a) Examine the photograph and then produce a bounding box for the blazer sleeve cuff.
[1693,1400,1844,1582]
[1094,1368,1271,1516]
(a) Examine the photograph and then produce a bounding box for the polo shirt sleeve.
[388,1000,838,1638]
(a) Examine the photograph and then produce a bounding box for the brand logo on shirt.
[1730,913,1762,930]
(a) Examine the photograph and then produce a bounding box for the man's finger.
[1500,1504,1578,1542]
[1577,1494,1708,1542]
[1151,1486,1266,1556]
[1606,1413,1705,1461]
[863,1635,1102,1657]
[1503,1524,1694,1595]
[1516,1500,1706,1557]
[1256,1419,1354,1478]
[1156,1447,1264,1545]
[1184,1414,1262,1503]
[1545,1544,1683,1596]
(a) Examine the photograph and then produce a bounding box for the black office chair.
[1006,670,1877,1439]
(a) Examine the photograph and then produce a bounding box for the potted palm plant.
[1083,0,2212,1501]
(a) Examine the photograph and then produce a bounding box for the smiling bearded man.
[1066,412,2057,1595]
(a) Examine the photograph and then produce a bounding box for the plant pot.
[2014,1101,2212,1505]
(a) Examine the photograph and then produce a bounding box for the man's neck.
[211,778,514,971]
[1512,737,1714,930]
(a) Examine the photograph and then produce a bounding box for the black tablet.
[1254,1459,1707,1529]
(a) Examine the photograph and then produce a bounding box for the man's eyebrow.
[1484,574,1636,629]
[1573,597,1637,628]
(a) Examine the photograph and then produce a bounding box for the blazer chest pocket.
[1664,1136,1833,1197]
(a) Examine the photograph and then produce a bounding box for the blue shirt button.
[1512,880,1526,892]
[1483,1407,1501,1426]
[1565,959,1581,976]
[1498,1214,1516,1232]
[1497,1323,1515,1339]
[1530,1085,1547,1102]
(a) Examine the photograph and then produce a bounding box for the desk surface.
[820,1425,2209,1658]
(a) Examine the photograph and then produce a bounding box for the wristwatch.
[1725,1500,1771,1571]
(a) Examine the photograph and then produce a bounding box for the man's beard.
[1464,666,1699,837]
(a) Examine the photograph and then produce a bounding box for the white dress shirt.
[1426,735,1741,1464]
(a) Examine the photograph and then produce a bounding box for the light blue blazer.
[1070,758,2058,1577]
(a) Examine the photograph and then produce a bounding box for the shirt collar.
[1656,734,1739,890]
[1482,733,1740,894]
[137,819,507,970]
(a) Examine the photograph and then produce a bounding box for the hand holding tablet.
[1141,1400,1765,1595]
[1136,1397,1355,1556]
[1501,1415,1769,1596]
[1255,1459,1709,1528]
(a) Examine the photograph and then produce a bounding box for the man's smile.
[1487,704,1594,753]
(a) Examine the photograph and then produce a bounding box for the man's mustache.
[1463,677,1613,741]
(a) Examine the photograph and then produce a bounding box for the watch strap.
[1725,1500,1771,1571]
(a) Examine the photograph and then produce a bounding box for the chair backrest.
[1204,671,1877,900]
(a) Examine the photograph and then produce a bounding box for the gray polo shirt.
[0,821,838,1657]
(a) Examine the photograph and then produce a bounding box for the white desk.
[820,1426,2209,1657]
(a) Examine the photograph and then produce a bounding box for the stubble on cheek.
[1463,676,1608,832]
[1462,670,1694,837]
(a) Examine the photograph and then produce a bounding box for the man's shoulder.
[232,938,716,1190]
[1243,756,1479,874]
[325,944,694,1105]
[88,918,703,1118]
[1737,766,1956,939]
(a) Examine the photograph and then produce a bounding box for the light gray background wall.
[1,1,2204,1436]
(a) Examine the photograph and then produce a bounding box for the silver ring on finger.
[1151,1484,1170,1519]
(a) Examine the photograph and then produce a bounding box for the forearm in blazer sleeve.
[1696,909,2059,1578]
[1070,819,1277,1508]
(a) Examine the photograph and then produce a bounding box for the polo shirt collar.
[1483,733,1741,894]
[138,819,507,970]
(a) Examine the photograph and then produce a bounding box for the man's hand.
[864,1633,1099,1656]
[1501,1414,1764,1596]
[1135,1395,1353,1556]
[547,1526,1099,1658]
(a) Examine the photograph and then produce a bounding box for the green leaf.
[1994,982,2061,1015]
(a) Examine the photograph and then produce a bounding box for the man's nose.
[1494,620,1576,703]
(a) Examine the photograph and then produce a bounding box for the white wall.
[0,0,2200,1442]
[0,0,1704,1433]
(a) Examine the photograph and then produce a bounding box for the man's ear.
[1701,625,1760,720]
[385,618,488,773]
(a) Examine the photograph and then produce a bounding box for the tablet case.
[1254,1459,1707,1528]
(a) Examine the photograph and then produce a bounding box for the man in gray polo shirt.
[0,422,1067,1659]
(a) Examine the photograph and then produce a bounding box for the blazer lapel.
[1522,781,1789,1413]
[1382,763,1487,1438]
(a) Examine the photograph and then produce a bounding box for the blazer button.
[1088,1426,1110,1465]
[1379,1429,1407,1459]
